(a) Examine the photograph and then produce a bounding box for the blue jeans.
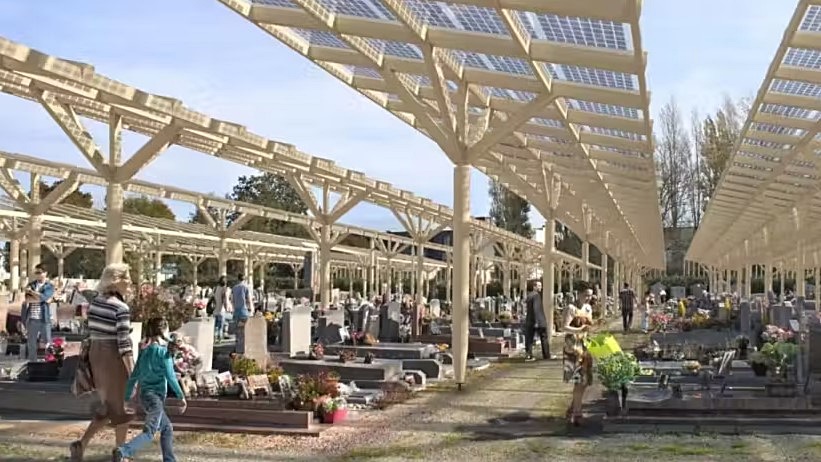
[118,392,176,462]
[214,314,224,339]
[26,318,49,361]
[641,311,649,331]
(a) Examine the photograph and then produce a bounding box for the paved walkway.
[2,324,821,461]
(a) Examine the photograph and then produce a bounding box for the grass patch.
[658,445,712,456]
[337,444,425,461]
[628,443,651,451]
[174,431,251,449]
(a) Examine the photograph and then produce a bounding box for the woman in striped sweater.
[70,263,136,462]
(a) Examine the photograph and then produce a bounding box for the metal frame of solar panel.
[688,0,821,271]
[216,0,664,270]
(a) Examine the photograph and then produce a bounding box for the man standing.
[619,282,636,332]
[231,274,254,355]
[22,264,55,361]
[524,280,553,361]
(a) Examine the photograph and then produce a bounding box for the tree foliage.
[488,180,533,238]
[39,181,94,208]
[122,196,175,220]
[227,173,309,237]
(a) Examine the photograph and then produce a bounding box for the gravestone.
[670,286,686,300]
[739,301,751,334]
[809,326,821,374]
[429,299,441,318]
[650,282,664,298]
[281,306,312,357]
[775,305,792,329]
[177,318,215,372]
[379,302,401,342]
[317,309,345,344]
[243,315,268,368]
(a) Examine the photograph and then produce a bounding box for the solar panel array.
[687,0,821,268]
[219,0,663,267]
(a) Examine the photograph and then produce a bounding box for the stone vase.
[604,390,621,417]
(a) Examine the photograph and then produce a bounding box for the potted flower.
[478,310,494,326]
[596,352,641,416]
[748,351,768,377]
[309,343,325,360]
[321,397,348,424]
[339,349,357,363]
[498,311,513,327]
[46,337,66,367]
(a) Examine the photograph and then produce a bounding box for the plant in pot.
[267,365,284,391]
[290,371,340,413]
[760,341,798,397]
[478,310,494,326]
[321,397,348,424]
[309,343,325,360]
[596,352,641,417]
[364,352,375,364]
[498,311,513,327]
[748,351,768,377]
[339,349,357,363]
[230,356,262,379]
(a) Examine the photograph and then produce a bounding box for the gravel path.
[3,323,821,461]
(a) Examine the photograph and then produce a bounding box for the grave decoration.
[477,310,494,325]
[649,312,673,333]
[319,396,348,424]
[267,365,284,391]
[309,343,325,360]
[596,352,640,416]
[290,371,340,413]
[748,351,768,376]
[735,334,750,359]
[131,285,195,331]
[338,349,357,363]
[364,352,375,364]
[761,325,794,344]
[45,337,66,367]
[498,310,513,327]
[167,333,202,377]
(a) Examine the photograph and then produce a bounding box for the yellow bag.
[585,333,622,359]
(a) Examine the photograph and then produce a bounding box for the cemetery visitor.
[641,290,653,333]
[618,282,636,332]
[113,317,187,462]
[212,276,230,342]
[22,264,55,361]
[562,304,593,426]
[231,273,253,355]
[524,280,554,361]
[659,288,667,304]
[70,263,136,462]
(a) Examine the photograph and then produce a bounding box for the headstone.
[739,301,751,334]
[176,318,215,372]
[429,299,441,318]
[317,309,345,344]
[281,306,312,357]
[243,315,268,368]
[670,286,686,300]
[809,326,821,374]
[775,305,792,329]
[379,302,401,342]
[650,282,664,298]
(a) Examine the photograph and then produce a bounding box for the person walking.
[112,317,187,462]
[524,280,554,361]
[619,282,636,332]
[22,264,55,361]
[70,263,135,461]
[231,274,253,355]
[212,276,230,342]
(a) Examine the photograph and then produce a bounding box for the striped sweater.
[87,294,133,355]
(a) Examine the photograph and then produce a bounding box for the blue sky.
[0,0,796,231]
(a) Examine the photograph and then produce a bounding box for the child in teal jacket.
[113,317,187,462]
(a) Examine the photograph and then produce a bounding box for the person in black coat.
[524,280,553,361]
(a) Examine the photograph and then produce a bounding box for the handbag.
[71,338,95,397]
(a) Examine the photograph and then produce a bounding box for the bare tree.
[697,95,748,216]
[655,97,692,229]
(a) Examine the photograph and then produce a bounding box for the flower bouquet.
[761,325,794,343]
[45,337,66,366]
[649,312,673,333]
[169,334,202,377]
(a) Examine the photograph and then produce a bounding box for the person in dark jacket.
[524,280,553,361]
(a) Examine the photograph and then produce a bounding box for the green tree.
[39,180,94,208]
[227,173,309,238]
[488,180,533,238]
[123,196,175,220]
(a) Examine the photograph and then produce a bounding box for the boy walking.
[113,317,187,462]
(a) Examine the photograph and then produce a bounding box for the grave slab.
[279,358,402,381]
[401,359,442,379]
[177,318,215,372]
[243,315,268,368]
[324,343,435,360]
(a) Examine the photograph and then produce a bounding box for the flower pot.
[751,361,768,377]
[604,390,622,417]
[322,408,348,424]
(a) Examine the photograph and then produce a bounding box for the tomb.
[279,357,403,382]
[324,343,437,360]
[177,317,215,372]
[281,306,312,357]
[243,315,268,368]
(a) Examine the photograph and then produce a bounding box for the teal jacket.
[124,342,184,400]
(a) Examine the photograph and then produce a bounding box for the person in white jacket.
[212,276,231,341]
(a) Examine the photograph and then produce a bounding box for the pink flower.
[52,338,65,347]
[45,354,56,362]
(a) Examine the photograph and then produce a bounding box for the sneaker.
[111,448,128,462]
[524,355,536,362]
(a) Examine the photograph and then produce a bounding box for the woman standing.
[212,276,230,342]
[70,263,135,461]
[562,298,593,426]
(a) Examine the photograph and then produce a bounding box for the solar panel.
[800,5,821,32]
[760,103,819,120]
[589,144,645,157]
[251,0,297,7]
[352,66,382,79]
[567,99,641,119]
[750,122,805,137]
[770,79,821,98]
[489,87,537,102]
[783,48,821,70]
[583,126,644,141]
[742,138,790,150]
[454,51,533,76]
[292,29,349,49]
[516,12,630,50]
[531,117,564,128]
[314,0,396,20]
[554,65,636,90]
[368,38,423,60]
